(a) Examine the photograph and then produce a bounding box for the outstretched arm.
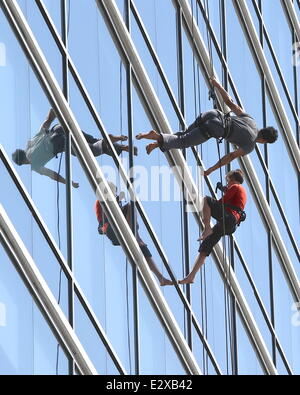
[42,108,56,129]
[35,166,79,188]
[204,148,244,176]
[210,78,244,116]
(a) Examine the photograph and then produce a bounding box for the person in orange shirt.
[179,169,247,285]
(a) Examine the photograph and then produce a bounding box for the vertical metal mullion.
[258,0,277,368]
[60,0,74,376]
[177,4,192,351]
[126,0,140,375]
[220,0,238,375]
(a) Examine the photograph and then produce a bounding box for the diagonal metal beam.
[281,0,300,42]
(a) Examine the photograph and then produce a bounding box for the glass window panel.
[0,159,69,319]
[272,246,300,374]
[262,0,296,103]
[236,313,265,375]
[0,244,69,375]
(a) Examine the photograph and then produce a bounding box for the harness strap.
[218,112,233,143]
[224,203,246,225]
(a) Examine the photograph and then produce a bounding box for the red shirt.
[218,183,247,222]
[95,200,103,223]
[95,200,109,234]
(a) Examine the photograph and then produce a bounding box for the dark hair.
[258,127,278,143]
[12,149,27,166]
[227,169,244,184]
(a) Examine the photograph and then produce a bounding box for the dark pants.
[199,197,237,256]
[50,125,123,157]
[160,110,225,151]
[106,204,152,259]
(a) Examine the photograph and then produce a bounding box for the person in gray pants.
[12,109,137,187]
[136,78,278,177]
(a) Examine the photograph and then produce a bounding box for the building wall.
[0,0,299,375]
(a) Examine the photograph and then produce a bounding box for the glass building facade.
[0,0,299,375]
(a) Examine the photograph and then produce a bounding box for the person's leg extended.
[137,125,210,155]
[88,140,137,157]
[136,110,223,155]
[201,197,214,240]
[178,252,207,284]
[125,204,173,286]
[144,256,173,286]
[82,131,128,144]
[158,110,225,153]
[179,221,222,284]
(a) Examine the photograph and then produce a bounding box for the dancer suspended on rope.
[12,108,138,186]
[179,169,247,285]
[136,78,278,176]
[95,182,173,287]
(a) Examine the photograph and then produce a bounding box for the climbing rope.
[56,0,71,375]
[55,152,63,375]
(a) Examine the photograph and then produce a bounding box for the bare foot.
[136,130,159,141]
[109,134,128,143]
[178,277,194,285]
[146,143,159,155]
[201,227,213,240]
[160,278,174,287]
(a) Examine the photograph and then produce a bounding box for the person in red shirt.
[95,183,173,287]
[179,169,247,285]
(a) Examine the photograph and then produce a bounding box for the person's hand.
[209,77,218,87]
[119,191,126,201]
[204,168,213,177]
[72,181,79,188]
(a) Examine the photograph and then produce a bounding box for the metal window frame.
[98,0,278,375]
[0,204,98,376]
[281,0,300,42]
[0,144,127,375]
[251,0,299,125]
[1,0,202,375]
